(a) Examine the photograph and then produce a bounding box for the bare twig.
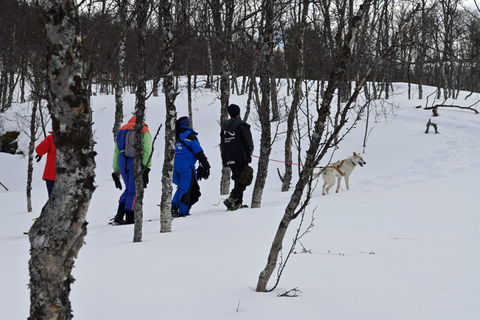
[0,181,8,191]
[277,287,302,297]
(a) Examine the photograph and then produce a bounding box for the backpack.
[117,128,143,158]
[124,130,137,157]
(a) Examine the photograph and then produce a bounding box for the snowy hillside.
[1,81,479,319]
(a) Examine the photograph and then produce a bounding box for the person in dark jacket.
[35,132,56,197]
[220,104,254,210]
[172,116,210,217]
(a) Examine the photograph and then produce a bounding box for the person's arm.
[112,144,120,172]
[142,131,153,168]
[35,135,52,156]
[188,134,210,170]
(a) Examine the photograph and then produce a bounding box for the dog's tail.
[312,167,326,178]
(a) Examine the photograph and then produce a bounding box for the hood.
[222,118,243,131]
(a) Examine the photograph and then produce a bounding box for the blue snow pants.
[172,165,196,215]
[118,154,136,211]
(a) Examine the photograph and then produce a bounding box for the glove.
[112,172,122,190]
[199,157,210,170]
[197,166,210,181]
[142,167,150,188]
[35,154,42,162]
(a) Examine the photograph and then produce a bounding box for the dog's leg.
[325,182,333,194]
[344,174,350,190]
[335,176,342,193]
[321,172,328,195]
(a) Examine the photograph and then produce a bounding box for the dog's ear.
[353,152,357,156]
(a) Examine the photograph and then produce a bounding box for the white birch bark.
[26,97,38,212]
[28,0,96,318]
[251,0,275,208]
[113,0,128,141]
[133,0,149,243]
[160,0,175,233]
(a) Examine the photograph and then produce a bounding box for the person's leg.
[230,166,246,203]
[113,202,126,224]
[224,166,246,210]
[124,210,134,224]
[120,159,136,212]
[171,168,181,208]
[46,180,55,198]
[177,167,193,215]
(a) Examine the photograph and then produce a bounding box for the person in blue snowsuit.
[172,116,210,217]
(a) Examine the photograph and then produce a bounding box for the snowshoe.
[108,219,125,226]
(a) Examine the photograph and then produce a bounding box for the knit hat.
[227,104,240,118]
[177,116,190,126]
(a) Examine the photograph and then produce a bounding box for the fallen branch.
[425,104,478,114]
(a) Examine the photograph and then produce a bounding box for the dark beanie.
[177,116,190,126]
[227,104,240,118]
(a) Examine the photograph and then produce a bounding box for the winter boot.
[171,205,179,218]
[110,203,126,225]
[125,211,135,224]
[223,195,240,211]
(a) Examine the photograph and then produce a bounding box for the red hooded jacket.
[35,133,56,181]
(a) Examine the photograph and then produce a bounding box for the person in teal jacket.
[111,116,152,225]
[172,116,210,217]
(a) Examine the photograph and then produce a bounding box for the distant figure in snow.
[35,132,56,198]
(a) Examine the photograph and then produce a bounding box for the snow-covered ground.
[1,81,479,319]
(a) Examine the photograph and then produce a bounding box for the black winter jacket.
[220,118,254,167]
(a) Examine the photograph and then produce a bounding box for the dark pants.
[229,165,247,205]
[46,180,55,198]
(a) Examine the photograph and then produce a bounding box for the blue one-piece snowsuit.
[172,126,209,215]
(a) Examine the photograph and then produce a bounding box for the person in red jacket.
[35,132,56,197]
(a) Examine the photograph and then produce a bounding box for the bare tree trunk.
[160,0,175,233]
[133,0,149,243]
[270,77,280,121]
[28,0,96,318]
[26,96,38,212]
[256,0,371,291]
[211,0,234,196]
[251,0,275,208]
[282,0,308,192]
[205,36,214,89]
[113,0,128,141]
[187,72,193,127]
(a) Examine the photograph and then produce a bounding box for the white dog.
[314,152,366,195]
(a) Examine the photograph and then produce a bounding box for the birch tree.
[28,0,96,318]
[112,0,129,141]
[256,0,421,291]
[280,0,309,192]
[160,0,176,233]
[211,0,235,195]
[132,0,149,243]
[251,0,275,208]
[256,0,372,292]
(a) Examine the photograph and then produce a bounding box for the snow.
[1,81,480,319]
